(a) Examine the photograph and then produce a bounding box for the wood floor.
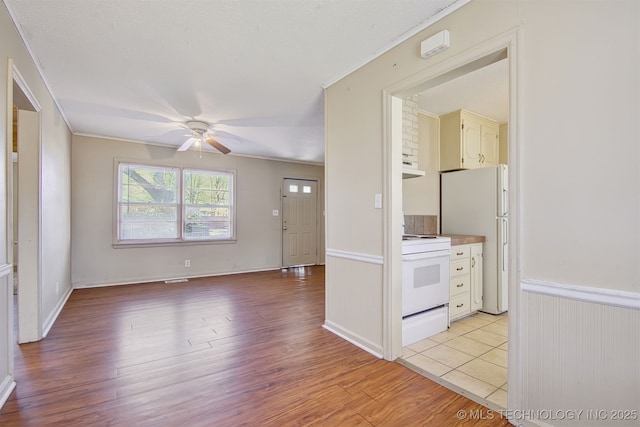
[0,266,509,426]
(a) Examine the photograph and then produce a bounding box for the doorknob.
[283,226,287,231]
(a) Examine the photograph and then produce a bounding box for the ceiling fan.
[177,121,231,154]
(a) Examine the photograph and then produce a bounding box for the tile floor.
[400,311,508,408]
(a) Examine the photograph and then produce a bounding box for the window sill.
[112,238,237,249]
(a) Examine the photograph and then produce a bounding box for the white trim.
[72,266,283,289]
[325,248,383,265]
[11,65,41,111]
[0,377,16,410]
[41,287,72,338]
[322,321,383,359]
[0,264,11,278]
[522,279,640,311]
[506,25,525,417]
[322,0,472,89]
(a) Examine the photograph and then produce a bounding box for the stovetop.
[402,234,451,254]
[402,234,437,241]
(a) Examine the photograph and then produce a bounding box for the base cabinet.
[449,242,483,321]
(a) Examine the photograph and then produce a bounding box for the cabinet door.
[480,124,499,166]
[470,243,483,311]
[461,117,482,169]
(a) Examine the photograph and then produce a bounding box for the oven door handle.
[402,250,451,261]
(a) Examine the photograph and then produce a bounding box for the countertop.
[437,234,486,246]
[404,234,486,245]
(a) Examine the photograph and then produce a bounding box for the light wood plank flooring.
[1,266,508,426]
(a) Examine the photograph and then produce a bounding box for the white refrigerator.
[441,165,508,314]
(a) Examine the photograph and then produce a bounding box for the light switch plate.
[272,210,279,216]
[374,193,382,209]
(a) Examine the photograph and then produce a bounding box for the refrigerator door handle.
[502,218,508,272]
[500,165,509,217]
[502,188,508,216]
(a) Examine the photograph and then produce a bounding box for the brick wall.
[402,95,419,169]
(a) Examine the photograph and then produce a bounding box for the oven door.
[402,250,451,317]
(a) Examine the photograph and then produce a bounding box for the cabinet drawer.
[451,244,470,260]
[450,293,470,319]
[450,276,469,296]
[450,259,469,277]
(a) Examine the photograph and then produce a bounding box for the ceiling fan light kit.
[186,121,209,135]
[177,121,231,155]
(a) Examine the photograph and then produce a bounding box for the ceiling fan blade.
[177,137,197,152]
[205,136,231,154]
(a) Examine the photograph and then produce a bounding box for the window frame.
[114,159,236,247]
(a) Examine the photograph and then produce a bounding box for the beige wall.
[1,0,72,405]
[71,135,324,287]
[325,0,639,422]
[402,112,440,222]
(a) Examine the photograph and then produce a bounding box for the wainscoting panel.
[522,288,640,426]
[0,266,16,409]
[324,254,384,356]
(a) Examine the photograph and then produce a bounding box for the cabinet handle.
[456,283,464,288]
[456,267,464,271]
[471,258,475,267]
[456,303,464,308]
[456,252,464,256]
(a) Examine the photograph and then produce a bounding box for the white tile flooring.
[401,312,508,408]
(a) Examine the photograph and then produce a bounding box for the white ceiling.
[418,58,508,122]
[5,0,470,164]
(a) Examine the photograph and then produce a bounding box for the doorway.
[384,32,521,411]
[281,178,318,267]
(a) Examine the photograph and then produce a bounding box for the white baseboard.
[0,376,16,410]
[72,266,284,289]
[521,279,640,310]
[42,286,73,338]
[0,264,12,278]
[322,320,383,359]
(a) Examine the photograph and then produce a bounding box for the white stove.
[402,234,452,254]
[401,234,452,346]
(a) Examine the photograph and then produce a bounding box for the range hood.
[402,167,426,179]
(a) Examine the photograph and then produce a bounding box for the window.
[117,162,234,244]
[183,169,233,240]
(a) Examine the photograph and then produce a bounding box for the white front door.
[282,179,317,267]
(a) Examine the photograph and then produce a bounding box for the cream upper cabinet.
[440,109,499,171]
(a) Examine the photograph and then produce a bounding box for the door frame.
[381,28,524,412]
[7,60,43,343]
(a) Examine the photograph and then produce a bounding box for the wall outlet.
[184,260,191,268]
[272,209,279,216]
[56,282,59,295]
